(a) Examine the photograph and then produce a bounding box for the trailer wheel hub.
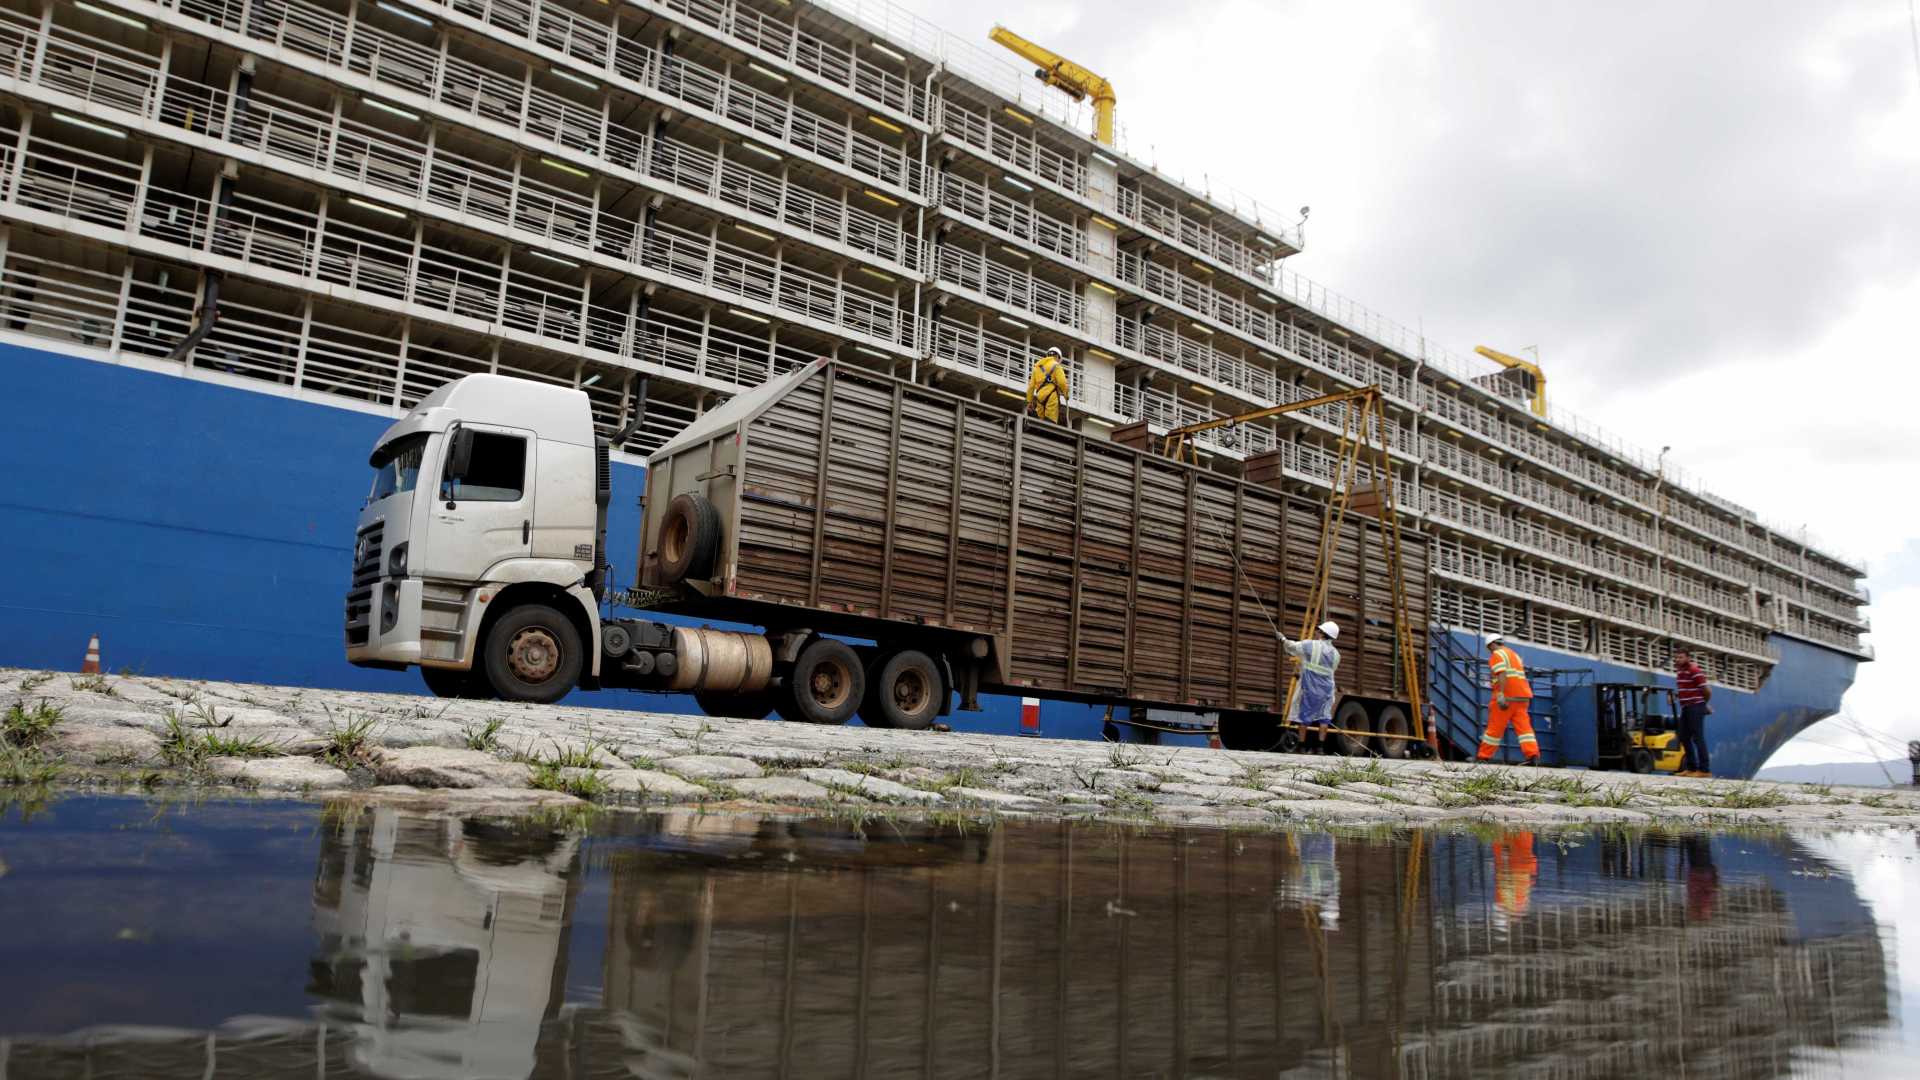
[808,660,852,710]
[891,669,929,713]
[507,627,561,682]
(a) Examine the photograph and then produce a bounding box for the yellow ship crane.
[1473,344,1548,418]
[988,25,1117,146]
[1159,386,1429,754]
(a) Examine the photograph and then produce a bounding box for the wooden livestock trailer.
[639,360,1427,747]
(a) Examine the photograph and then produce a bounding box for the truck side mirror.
[446,427,474,482]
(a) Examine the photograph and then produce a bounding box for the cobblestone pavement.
[6,668,1917,830]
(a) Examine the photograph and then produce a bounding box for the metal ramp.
[1427,626,1486,759]
[1427,627,1591,764]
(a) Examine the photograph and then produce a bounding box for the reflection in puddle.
[0,797,1909,1077]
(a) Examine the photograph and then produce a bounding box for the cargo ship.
[0,0,1869,776]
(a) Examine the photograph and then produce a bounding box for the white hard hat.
[1318,621,1340,640]
[1046,346,1063,357]
[1485,631,1505,648]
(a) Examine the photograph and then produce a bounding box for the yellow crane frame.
[1160,386,1429,752]
[1473,344,1548,418]
[987,25,1117,146]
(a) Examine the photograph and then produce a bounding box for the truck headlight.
[388,542,408,578]
[380,584,399,633]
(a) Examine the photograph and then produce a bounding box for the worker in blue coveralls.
[1279,621,1342,754]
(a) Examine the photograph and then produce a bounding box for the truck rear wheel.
[779,638,863,725]
[657,492,720,583]
[1374,703,1412,759]
[1334,700,1372,756]
[483,603,583,704]
[861,650,942,730]
[695,688,777,720]
[421,665,491,700]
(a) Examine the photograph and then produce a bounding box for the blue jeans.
[1678,704,1710,773]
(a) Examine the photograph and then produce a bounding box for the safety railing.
[0,29,918,350]
[624,0,928,123]
[935,170,1086,264]
[155,0,922,272]
[1421,434,1657,549]
[349,0,933,198]
[934,93,1294,285]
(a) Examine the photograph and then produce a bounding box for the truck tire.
[695,688,777,720]
[1629,747,1654,774]
[421,665,491,699]
[861,650,942,730]
[482,603,583,704]
[779,638,863,725]
[657,492,720,583]
[1374,703,1412,759]
[1334,700,1372,756]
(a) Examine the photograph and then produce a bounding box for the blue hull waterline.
[1,345,1856,775]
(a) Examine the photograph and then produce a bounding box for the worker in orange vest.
[1493,832,1538,920]
[1476,632,1539,763]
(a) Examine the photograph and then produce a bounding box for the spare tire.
[658,492,721,583]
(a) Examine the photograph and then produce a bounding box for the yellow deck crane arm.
[1473,344,1548,418]
[988,25,1117,146]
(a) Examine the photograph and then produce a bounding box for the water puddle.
[0,796,1913,1077]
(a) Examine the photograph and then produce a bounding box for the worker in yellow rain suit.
[1494,832,1537,922]
[1026,346,1070,424]
[1477,632,1539,763]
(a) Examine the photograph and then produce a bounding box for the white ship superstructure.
[0,0,1867,692]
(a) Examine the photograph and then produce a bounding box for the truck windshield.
[370,434,428,502]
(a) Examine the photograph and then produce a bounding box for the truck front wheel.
[483,603,584,704]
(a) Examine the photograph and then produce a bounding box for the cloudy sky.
[899,0,1920,768]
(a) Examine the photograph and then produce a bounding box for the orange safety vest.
[1494,833,1537,917]
[1489,645,1533,700]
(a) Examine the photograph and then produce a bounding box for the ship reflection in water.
[0,797,1910,1078]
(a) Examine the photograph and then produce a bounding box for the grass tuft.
[461,717,505,752]
[539,731,613,770]
[529,762,609,800]
[928,766,985,793]
[1716,785,1789,810]
[69,673,117,696]
[160,709,280,767]
[322,712,382,767]
[0,743,61,786]
[1306,759,1396,789]
[4,700,63,747]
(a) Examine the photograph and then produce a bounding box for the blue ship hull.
[1436,629,1857,778]
[0,343,1857,775]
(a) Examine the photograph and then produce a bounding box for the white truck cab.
[346,375,607,701]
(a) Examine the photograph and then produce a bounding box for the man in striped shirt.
[1674,648,1712,777]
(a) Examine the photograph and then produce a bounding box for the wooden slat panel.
[725,364,1430,712]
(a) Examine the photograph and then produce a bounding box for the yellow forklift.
[1595,683,1687,774]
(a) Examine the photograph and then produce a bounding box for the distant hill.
[1756,759,1911,788]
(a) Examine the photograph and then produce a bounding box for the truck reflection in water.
[2,808,1895,1079]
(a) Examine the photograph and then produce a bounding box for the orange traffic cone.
[1208,734,1224,750]
[80,634,101,674]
